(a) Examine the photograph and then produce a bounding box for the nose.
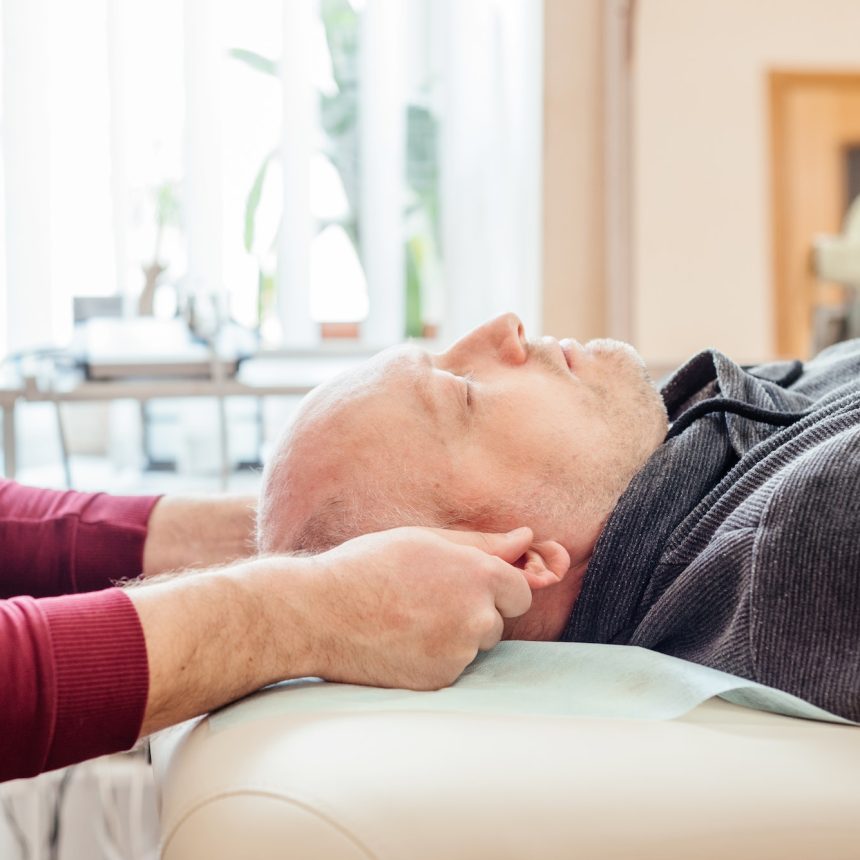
[444,313,528,366]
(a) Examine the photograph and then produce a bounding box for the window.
[1,0,542,355]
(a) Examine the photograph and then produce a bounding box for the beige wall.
[634,0,860,365]
[542,0,605,342]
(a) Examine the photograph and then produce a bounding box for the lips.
[559,338,583,373]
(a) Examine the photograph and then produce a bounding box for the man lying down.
[257,313,860,722]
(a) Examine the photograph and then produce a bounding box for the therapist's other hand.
[142,494,256,575]
[298,526,569,691]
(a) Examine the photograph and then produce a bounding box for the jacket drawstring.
[666,397,812,441]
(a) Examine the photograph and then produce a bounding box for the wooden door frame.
[770,70,860,357]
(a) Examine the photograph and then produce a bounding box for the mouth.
[558,338,584,373]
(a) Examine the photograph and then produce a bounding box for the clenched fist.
[297,526,570,690]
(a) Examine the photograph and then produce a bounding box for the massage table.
[151,643,860,859]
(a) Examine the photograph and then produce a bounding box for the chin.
[595,344,668,465]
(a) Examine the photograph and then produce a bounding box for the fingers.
[424,527,569,580]
[484,555,534,618]
[426,526,534,563]
[422,526,571,596]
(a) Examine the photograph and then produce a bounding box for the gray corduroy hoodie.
[562,339,860,721]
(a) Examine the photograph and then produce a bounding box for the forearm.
[131,525,567,738]
[128,557,319,736]
[142,495,257,577]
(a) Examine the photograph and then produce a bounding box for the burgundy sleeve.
[0,479,161,597]
[0,480,160,781]
[0,588,149,781]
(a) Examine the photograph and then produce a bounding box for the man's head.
[258,314,668,636]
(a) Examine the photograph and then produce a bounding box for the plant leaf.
[244,150,278,253]
[405,235,424,338]
[229,48,279,77]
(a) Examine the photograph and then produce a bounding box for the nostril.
[495,313,527,361]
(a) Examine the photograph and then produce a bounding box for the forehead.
[364,344,426,385]
[324,344,431,414]
[326,345,450,479]
[369,346,440,423]
[304,344,432,435]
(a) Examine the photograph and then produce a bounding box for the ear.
[516,540,571,591]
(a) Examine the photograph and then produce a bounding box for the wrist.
[130,554,330,735]
[242,555,329,683]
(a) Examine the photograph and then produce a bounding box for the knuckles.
[326,525,519,692]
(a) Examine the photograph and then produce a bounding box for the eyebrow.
[412,351,469,428]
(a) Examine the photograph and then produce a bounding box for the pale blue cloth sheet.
[209,642,857,732]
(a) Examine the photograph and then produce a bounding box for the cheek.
[454,374,593,494]
[480,391,575,475]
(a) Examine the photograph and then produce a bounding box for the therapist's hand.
[296,525,570,691]
[130,524,567,736]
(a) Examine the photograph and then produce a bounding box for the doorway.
[770,71,860,358]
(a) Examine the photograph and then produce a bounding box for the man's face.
[402,313,667,540]
[263,313,668,569]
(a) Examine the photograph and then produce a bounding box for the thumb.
[426,526,534,563]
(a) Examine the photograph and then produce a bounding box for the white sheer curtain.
[0,3,8,359]
[275,0,545,345]
[1,0,186,353]
[358,0,407,346]
[0,0,275,353]
[3,0,77,354]
[0,0,544,356]
[278,0,316,346]
[437,0,544,342]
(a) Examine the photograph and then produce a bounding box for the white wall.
[634,0,860,366]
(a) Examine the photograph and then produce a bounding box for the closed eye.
[432,366,474,423]
[462,372,475,408]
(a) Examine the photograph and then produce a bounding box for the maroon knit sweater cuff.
[73,494,161,593]
[39,588,149,772]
